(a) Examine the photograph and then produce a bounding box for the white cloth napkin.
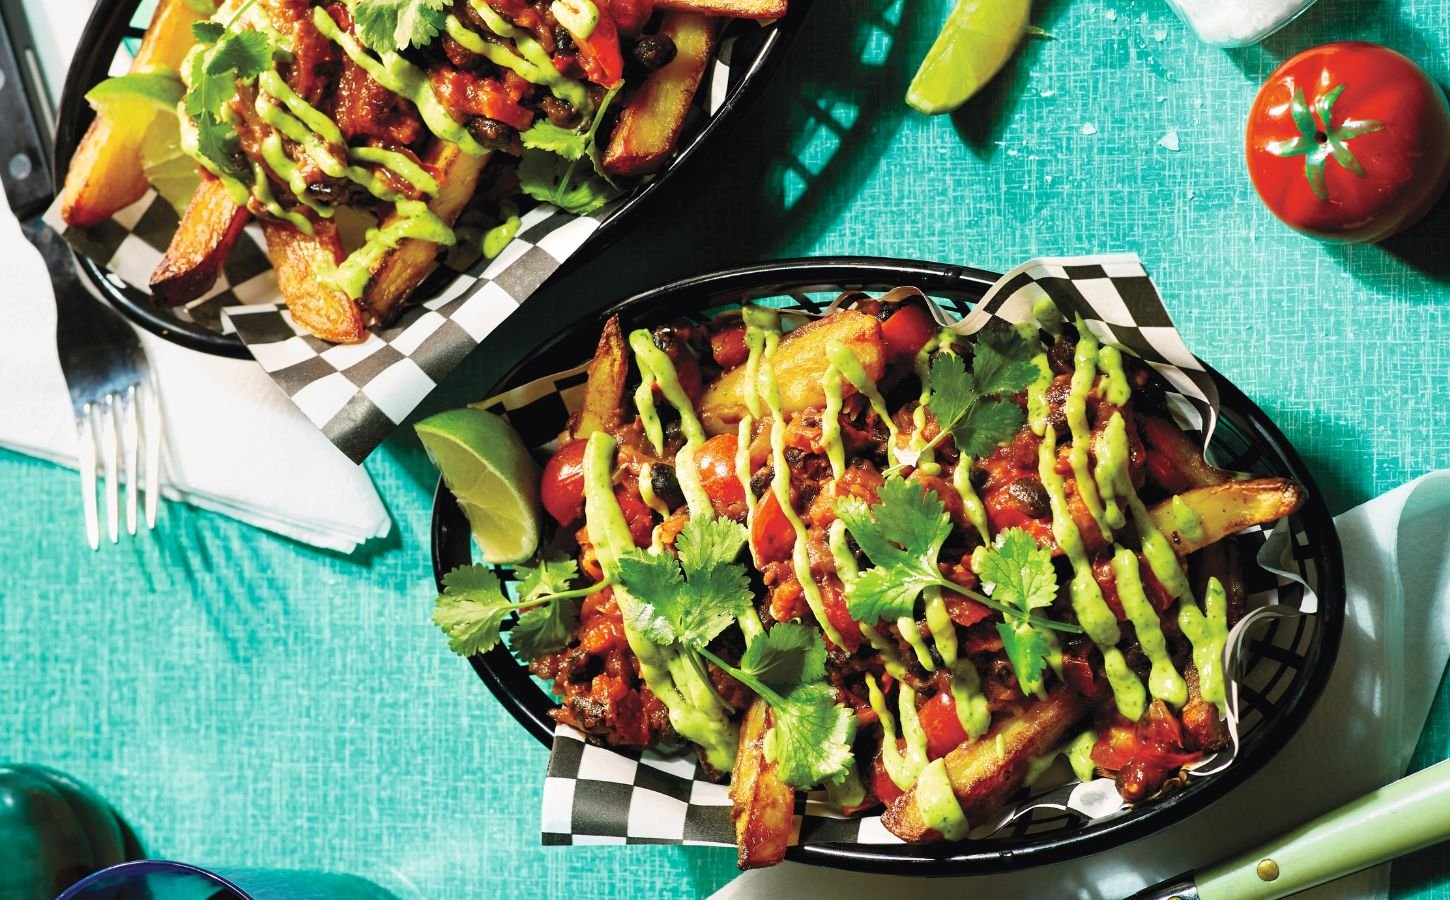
[0,202,392,552]
[713,471,1450,900]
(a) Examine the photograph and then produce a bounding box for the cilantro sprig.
[836,477,1081,634]
[352,0,450,53]
[183,1,275,183]
[617,518,855,789]
[434,556,596,660]
[518,83,623,216]
[980,528,1059,698]
[891,325,1040,476]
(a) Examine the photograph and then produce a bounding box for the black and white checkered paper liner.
[469,254,1322,848]
[46,27,747,463]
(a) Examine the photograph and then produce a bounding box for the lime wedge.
[416,408,542,564]
[85,71,185,118]
[906,0,1031,115]
[141,112,201,216]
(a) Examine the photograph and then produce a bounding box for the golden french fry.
[261,219,366,344]
[571,316,630,440]
[150,177,250,305]
[881,687,1086,842]
[602,13,717,178]
[654,0,787,18]
[730,699,795,869]
[60,0,205,227]
[361,144,490,326]
[1147,477,1306,557]
[700,309,886,435]
[1139,414,1232,490]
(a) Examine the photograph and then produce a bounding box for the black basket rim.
[51,0,814,359]
[429,255,1346,875]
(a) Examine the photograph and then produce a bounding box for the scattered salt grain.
[1105,8,1118,21]
[1165,0,1317,47]
[1081,123,1099,136]
[1040,88,1057,97]
[1158,130,1181,151]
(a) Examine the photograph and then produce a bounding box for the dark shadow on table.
[950,0,1073,158]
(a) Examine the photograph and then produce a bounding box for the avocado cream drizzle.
[313,7,489,156]
[582,432,738,771]
[743,309,845,648]
[866,675,928,790]
[1035,425,1148,721]
[1169,495,1205,543]
[445,10,592,113]
[1064,316,1113,543]
[949,659,991,740]
[825,340,901,468]
[1110,546,1187,707]
[1179,577,1229,717]
[1025,728,1099,787]
[1093,412,1132,531]
[915,758,971,840]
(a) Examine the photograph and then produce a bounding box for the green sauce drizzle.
[949,659,991,740]
[1092,410,1131,531]
[1064,317,1112,542]
[1110,546,1187,707]
[1179,577,1229,717]
[914,758,970,840]
[866,675,928,791]
[460,0,592,111]
[825,340,901,468]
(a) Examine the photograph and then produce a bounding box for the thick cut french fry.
[881,687,1086,842]
[261,219,366,344]
[150,177,250,305]
[1139,414,1232,491]
[571,316,630,439]
[1147,477,1306,557]
[60,0,205,227]
[730,699,794,869]
[602,13,717,178]
[700,310,885,435]
[360,144,489,326]
[654,0,787,18]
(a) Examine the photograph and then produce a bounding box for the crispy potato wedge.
[881,687,1086,842]
[60,0,206,227]
[700,309,885,435]
[602,13,717,178]
[261,220,366,344]
[1140,414,1231,492]
[730,699,795,869]
[653,0,787,18]
[571,316,630,439]
[1147,477,1306,557]
[361,144,490,326]
[150,176,250,305]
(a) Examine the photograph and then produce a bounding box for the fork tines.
[75,378,162,549]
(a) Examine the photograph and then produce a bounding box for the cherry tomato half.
[695,433,745,518]
[569,7,624,88]
[540,439,588,526]
[1246,41,1450,243]
[917,690,970,760]
[751,490,797,564]
[881,302,936,359]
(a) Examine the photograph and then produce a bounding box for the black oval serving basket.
[431,257,1346,874]
[52,0,812,358]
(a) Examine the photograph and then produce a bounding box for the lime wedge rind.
[907,0,1032,116]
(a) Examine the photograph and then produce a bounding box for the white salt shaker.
[1163,0,1322,47]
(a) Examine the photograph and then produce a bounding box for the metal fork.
[26,221,164,548]
[0,0,163,548]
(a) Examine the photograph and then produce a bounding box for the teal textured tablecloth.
[4,0,1449,896]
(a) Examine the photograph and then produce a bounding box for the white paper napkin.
[0,203,391,553]
[713,471,1450,900]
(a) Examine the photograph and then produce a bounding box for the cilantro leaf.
[737,622,826,693]
[520,121,590,161]
[509,556,583,661]
[352,0,450,53]
[616,518,752,648]
[206,29,273,81]
[433,564,512,657]
[980,528,1058,612]
[764,682,857,788]
[192,20,225,43]
[836,478,953,624]
[981,528,1059,697]
[193,112,248,182]
[518,150,619,216]
[924,323,1039,463]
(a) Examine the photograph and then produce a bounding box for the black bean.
[650,464,686,509]
[540,96,580,128]
[554,25,575,53]
[1006,477,1051,519]
[1048,335,1077,376]
[631,35,677,72]
[466,117,519,151]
